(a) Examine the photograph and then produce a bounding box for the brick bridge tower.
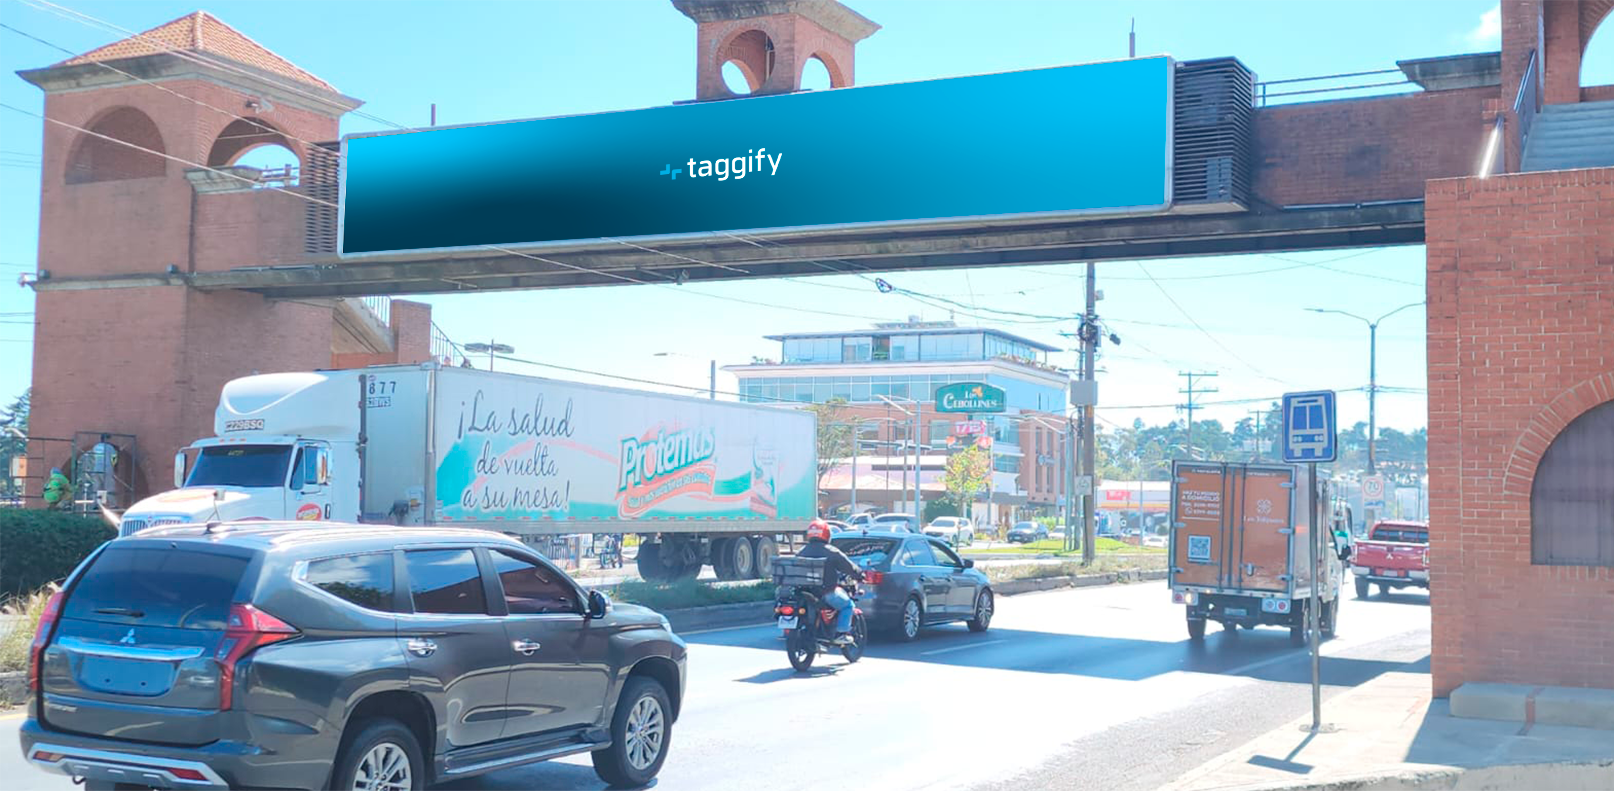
[18,12,432,505]
[672,0,879,100]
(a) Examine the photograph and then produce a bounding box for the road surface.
[0,582,1430,791]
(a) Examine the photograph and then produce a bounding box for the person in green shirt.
[43,466,71,510]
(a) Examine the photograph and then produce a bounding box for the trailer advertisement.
[430,370,813,524]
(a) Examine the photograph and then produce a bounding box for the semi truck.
[118,364,818,582]
[1167,461,1348,644]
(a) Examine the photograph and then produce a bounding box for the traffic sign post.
[1281,390,1336,734]
[1361,474,1387,510]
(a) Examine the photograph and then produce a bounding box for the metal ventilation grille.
[1174,58,1255,207]
[302,141,340,255]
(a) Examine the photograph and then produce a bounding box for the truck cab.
[119,372,362,536]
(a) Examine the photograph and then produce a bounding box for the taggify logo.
[660,148,782,182]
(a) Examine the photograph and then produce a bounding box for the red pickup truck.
[1351,520,1429,597]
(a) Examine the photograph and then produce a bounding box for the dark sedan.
[1007,521,1049,543]
[830,531,994,641]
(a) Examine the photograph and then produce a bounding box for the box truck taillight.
[215,603,298,710]
[1261,598,1291,613]
[1172,590,1197,606]
[27,591,63,692]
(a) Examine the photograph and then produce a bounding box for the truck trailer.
[119,364,818,582]
[1167,461,1347,644]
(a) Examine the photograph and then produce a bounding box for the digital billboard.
[339,56,1173,256]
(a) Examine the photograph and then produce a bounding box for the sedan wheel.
[967,589,994,632]
[899,597,922,642]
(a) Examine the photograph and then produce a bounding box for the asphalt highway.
[0,581,1431,791]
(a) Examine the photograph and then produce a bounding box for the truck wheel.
[1355,577,1370,599]
[751,536,778,581]
[1322,597,1339,639]
[711,538,736,580]
[1187,614,1206,641]
[1289,606,1307,646]
[592,676,672,788]
[636,541,670,583]
[726,537,756,580]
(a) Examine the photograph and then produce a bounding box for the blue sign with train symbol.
[1282,390,1337,463]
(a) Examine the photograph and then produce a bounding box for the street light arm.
[1374,301,1426,325]
[1304,307,1371,325]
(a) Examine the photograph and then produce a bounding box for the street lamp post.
[653,352,716,399]
[875,394,923,518]
[1305,302,1424,474]
[1307,302,1424,527]
[463,341,515,372]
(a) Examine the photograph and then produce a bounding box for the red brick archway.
[1501,371,1614,497]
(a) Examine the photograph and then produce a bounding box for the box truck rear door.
[1234,466,1294,592]
[1172,463,1229,589]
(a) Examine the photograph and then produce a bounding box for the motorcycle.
[774,571,868,672]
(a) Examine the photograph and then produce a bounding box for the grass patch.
[969,537,1166,555]
[983,555,1166,584]
[0,584,56,673]
[608,578,775,611]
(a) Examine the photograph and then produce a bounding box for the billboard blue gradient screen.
[339,57,1172,256]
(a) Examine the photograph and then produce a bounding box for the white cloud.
[1467,7,1501,48]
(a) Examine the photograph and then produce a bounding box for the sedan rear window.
[832,537,899,568]
[64,545,250,630]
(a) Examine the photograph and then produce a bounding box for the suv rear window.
[64,545,250,630]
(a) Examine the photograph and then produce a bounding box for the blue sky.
[2,1,1611,433]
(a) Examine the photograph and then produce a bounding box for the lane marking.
[921,638,1007,656]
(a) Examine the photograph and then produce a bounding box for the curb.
[663,600,776,633]
[1202,759,1614,791]
[661,569,1167,633]
[991,568,1167,595]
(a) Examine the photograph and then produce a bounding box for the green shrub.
[0,584,57,673]
[0,510,115,596]
[609,578,775,611]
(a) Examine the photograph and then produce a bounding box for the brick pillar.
[1424,166,1614,697]
[673,0,878,100]
[390,300,435,365]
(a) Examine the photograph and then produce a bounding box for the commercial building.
[725,319,1072,526]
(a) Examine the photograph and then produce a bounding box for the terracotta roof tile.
[58,11,339,94]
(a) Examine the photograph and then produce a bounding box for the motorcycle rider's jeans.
[823,587,854,634]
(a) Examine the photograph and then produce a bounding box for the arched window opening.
[65,106,166,184]
[719,29,774,94]
[800,55,832,91]
[1530,399,1614,566]
[207,118,300,187]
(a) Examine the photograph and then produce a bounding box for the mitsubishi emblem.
[119,628,136,645]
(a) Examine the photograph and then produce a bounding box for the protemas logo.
[617,426,718,517]
[660,148,783,182]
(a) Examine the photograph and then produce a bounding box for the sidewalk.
[1164,669,1614,791]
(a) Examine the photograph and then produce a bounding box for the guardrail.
[1255,68,1413,106]
[357,296,392,330]
[431,322,471,367]
[1514,48,1540,165]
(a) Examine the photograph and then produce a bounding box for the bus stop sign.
[1281,390,1337,463]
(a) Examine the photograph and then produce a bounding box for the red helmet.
[806,519,832,542]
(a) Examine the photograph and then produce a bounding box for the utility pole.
[709,359,716,400]
[1128,18,1136,58]
[913,406,924,520]
[1080,262,1098,565]
[1178,371,1219,460]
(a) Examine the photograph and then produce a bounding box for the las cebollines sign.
[935,382,1006,413]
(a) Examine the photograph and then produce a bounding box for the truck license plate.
[1381,569,1405,577]
[1224,607,1247,617]
[777,617,798,630]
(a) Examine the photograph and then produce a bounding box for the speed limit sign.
[1362,474,1386,508]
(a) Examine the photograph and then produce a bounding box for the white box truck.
[1167,461,1347,644]
[119,364,817,581]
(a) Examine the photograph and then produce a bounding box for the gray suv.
[19,522,686,790]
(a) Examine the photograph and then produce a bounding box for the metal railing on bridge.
[432,322,472,368]
[1479,48,1538,178]
[1255,68,1414,106]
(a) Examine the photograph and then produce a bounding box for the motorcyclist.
[797,518,865,645]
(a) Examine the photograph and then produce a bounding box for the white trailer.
[120,364,817,581]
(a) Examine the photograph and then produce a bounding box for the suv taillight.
[214,603,298,710]
[27,591,63,693]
